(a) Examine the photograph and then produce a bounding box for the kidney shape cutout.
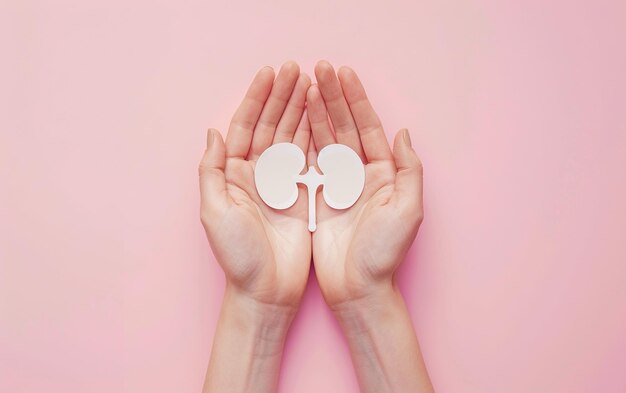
[254,143,365,231]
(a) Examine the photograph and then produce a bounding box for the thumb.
[199,129,228,217]
[391,129,423,220]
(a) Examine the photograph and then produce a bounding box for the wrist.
[221,284,297,344]
[329,281,403,334]
[223,272,306,311]
[204,284,295,392]
[329,282,434,393]
[323,271,396,309]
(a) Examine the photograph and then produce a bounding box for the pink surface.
[2,1,626,392]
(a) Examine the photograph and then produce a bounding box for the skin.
[200,60,433,393]
[307,61,433,393]
[199,62,312,392]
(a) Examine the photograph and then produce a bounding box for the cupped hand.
[199,61,313,308]
[307,61,424,306]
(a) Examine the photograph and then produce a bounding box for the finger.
[307,135,318,168]
[292,108,311,154]
[226,66,275,159]
[338,66,393,163]
[248,61,300,160]
[306,84,336,151]
[199,129,229,216]
[390,129,423,220]
[273,73,311,144]
[315,61,365,159]
[315,61,365,160]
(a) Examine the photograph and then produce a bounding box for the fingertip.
[316,59,332,68]
[307,84,321,99]
[393,128,408,147]
[337,65,357,81]
[206,128,216,148]
[254,66,276,85]
[393,128,422,172]
[396,128,411,147]
[337,65,352,75]
[209,128,225,147]
[258,65,274,75]
[280,60,300,76]
[403,128,412,147]
[315,60,335,78]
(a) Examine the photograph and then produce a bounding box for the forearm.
[203,284,295,393]
[332,283,434,393]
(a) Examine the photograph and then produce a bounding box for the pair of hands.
[199,60,423,313]
[200,61,432,393]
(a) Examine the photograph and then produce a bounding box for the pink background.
[2,0,626,392]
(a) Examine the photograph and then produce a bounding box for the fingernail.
[403,129,412,147]
[207,129,215,148]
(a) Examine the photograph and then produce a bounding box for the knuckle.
[198,163,219,178]
[414,156,423,174]
[198,156,209,176]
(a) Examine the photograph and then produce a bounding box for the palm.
[200,62,313,306]
[221,158,309,296]
[314,161,401,301]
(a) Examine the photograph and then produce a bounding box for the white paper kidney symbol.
[254,143,365,232]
